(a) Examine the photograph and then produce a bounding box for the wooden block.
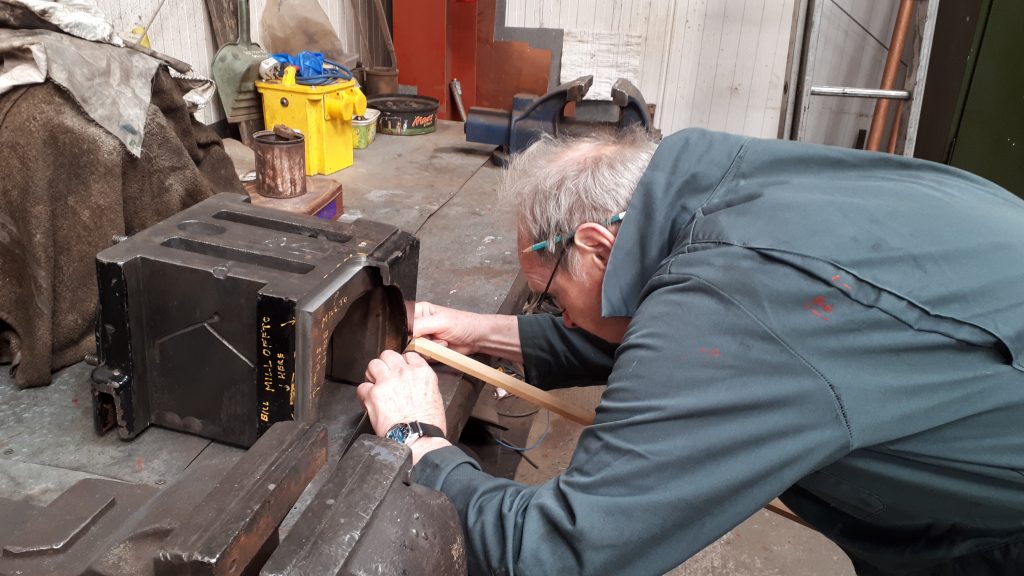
[245,177,343,218]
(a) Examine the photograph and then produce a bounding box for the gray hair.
[503,128,658,277]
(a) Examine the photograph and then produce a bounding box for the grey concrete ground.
[512,387,855,576]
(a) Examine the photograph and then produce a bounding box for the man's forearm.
[473,314,523,364]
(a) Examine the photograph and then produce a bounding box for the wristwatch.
[384,421,445,445]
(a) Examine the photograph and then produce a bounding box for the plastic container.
[352,108,380,149]
[254,76,366,175]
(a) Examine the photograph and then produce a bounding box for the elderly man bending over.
[357,128,1024,576]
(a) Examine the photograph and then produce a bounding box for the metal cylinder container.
[363,67,399,96]
[253,130,307,198]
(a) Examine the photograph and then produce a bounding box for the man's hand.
[358,350,447,436]
[413,302,485,355]
[357,350,451,464]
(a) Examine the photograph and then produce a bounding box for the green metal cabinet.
[949,0,1023,196]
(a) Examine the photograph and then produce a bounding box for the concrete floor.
[509,387,856,576]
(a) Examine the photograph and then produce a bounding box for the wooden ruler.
[406,338,596,426]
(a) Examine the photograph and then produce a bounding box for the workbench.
[0,121,525,572]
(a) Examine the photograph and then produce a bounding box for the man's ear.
[572,223,616,271]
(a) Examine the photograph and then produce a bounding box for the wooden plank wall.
[505,0,798,139]
[95,0,358,125]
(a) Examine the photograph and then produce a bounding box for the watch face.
[386,423,411,444]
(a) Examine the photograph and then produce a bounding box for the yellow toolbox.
[255,71,367,175]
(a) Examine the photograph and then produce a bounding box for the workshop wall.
[94,0,358,126]
[505,0,799,139]
[94,0,905,145]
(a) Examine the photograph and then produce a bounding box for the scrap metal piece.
[465,75,653,157]
[92,193,418,447]
[261,434,466,576]
[0,480,158,575]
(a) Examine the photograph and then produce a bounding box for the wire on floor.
[496,410,550,452]
[496,407,539,418]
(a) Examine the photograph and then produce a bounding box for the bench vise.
[465,75,653,157]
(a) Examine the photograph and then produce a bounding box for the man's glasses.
[522,211,626,254]
[523,246,567,315]
[521,210,625,315]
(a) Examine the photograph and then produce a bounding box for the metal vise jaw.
[465,75,653,158]
[91,194,418,447]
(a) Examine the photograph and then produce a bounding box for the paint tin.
[352,108,380,149]
[367,94,439,136]
[252,129,307,198]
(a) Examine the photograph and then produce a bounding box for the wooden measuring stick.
[406,338,596,426]
[406,338,812,529]
[765,499,811,529]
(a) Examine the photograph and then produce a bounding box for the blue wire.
[496,410,550,452]
[294,59,353,86]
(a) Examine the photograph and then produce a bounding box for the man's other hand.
[413,302,484,355]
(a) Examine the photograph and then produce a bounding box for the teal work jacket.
[415,129,1024,575]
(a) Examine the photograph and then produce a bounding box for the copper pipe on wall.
[866,0,916,151]
[887,100,906,153]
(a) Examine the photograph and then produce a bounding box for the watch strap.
[409,421,445,439]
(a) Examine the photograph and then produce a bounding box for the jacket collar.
[601,129,747,317]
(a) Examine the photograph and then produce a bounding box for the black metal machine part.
[91,193,418,448]
[465,75,653,160]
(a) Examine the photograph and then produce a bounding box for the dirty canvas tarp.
[1,0,122,45]
[0,28,159,156]
[0,67,244,389]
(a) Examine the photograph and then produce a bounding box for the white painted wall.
[506,0,799,139]
[91,0,904,145]
[94,0,358,125]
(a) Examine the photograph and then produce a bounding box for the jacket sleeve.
[415,273,852,576]
[516,313,618,389]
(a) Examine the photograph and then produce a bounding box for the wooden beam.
[204,0,239,47]
[406,338,596,426]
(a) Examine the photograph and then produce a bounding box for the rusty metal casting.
[0,421,327,576]
[0,425,467,576]
[91,193,418,447]
[261,434,467,576]
[154,422,328,575]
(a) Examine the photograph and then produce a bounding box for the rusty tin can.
[253,129,307,198]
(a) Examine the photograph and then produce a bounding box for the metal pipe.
[810,86,910,99]
[450,79,467,122]
[867,0,916,151]
[887,100,905,153]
